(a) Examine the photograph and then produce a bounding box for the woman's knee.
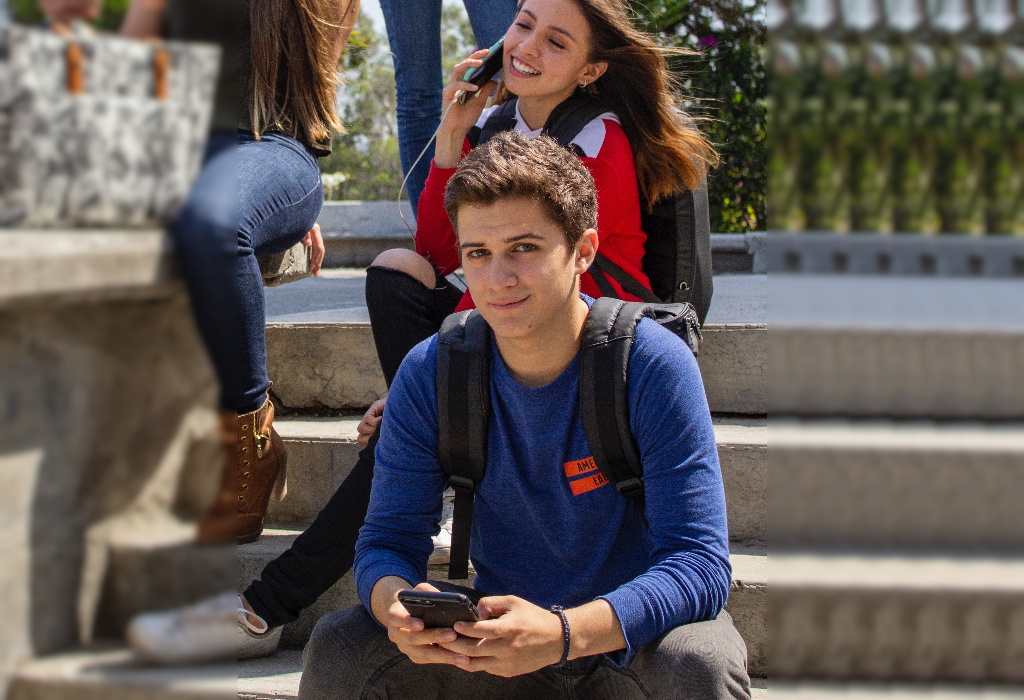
[370,249,436,289]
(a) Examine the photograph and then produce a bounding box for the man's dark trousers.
[296,584,751,700]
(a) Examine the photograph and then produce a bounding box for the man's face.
[457,197,590,342]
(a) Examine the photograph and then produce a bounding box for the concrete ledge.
[0,231,179,305]
[265,418,363,529]
[266,321,767,414]
[8,647,236,700]
[770,327,1024,419]
[265,323,386,410]
[768,232,1024,277]
[238,650,305,700]
[770,553,1024,682]
[769,682,1024,699]
[770,420,1024,551]
[699,324,767,415]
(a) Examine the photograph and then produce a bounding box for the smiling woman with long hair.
[362,0,717,391]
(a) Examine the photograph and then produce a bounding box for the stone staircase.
[237,271,1024,697]
[769,276,1024,693]
[11,251,1022,698]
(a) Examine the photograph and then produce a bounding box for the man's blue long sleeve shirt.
[354,305,732,662]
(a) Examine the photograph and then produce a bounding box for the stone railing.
[0,230,229,695]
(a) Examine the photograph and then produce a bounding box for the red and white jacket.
[416,101,651,312]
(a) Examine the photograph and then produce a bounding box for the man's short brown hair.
[443,132,598,249]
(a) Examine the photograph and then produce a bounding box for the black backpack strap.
[436,310,491,579]
[672,182,714,324]
[591,254,662,304]
[578,297,654,523]
[542,92,612,148]
[472,97,519,147]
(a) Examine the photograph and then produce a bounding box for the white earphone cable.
[396,91,465,238]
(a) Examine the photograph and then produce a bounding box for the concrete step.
[767,231,1024,278]
[237,532,768,677]
[770,276,1024,419]
[7,647,236,700]
[768,682,1024,699]
[770,552,1024,682]
[264,273,767,414]
[770,419,1024,551]
[238,651,771,699]
[266,319,766,414]
[269,416,768,545]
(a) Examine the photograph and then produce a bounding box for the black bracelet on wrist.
[549,605,571,666]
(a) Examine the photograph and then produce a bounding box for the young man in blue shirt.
[298,132,750,699]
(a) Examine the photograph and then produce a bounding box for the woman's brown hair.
[497,0,719,203]
[247,0,349,147]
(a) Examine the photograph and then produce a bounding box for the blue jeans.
[236,131,324,414]
[379,0,517,215]
[172,131,322,414]
[172,132,238,412]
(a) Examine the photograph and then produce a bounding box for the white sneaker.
[237,595,283,660]
[127,591,238,665]
[429,491,455,563]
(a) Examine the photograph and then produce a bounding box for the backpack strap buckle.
[615,477,643,499]
[448,475,475,494]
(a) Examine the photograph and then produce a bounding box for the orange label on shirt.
[563,456,599,478]
[569,471,609,496]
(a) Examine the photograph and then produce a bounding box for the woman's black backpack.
[467,93,714,325]
[435,297,702,579]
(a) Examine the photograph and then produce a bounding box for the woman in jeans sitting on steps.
[189,0,361,545]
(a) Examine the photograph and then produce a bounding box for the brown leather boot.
[196,410,240,544]
[237,395,287,544]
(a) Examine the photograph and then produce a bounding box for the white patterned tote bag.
[0,9,219,228]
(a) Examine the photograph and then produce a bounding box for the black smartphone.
[458,36,504,104]
[397,590,482,629]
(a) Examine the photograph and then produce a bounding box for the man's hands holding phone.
[434,49,500,168]
[443,595,566,677]
[373,578,565,677]
[376,581,467,665]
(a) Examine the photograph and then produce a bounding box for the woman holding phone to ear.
[363,0,718,391]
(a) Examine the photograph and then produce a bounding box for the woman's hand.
[356,397,386,447]
[434,49,500,169]
[301,223,325,277]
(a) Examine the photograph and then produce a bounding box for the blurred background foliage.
[634,0,767,233]
[12,0,129,30]
[769,0,1023,235]
[12,0,767,233]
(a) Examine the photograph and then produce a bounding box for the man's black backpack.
[436,297,702,579]
[467,92,714,325]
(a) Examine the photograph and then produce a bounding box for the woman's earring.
[580,80,588,88]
